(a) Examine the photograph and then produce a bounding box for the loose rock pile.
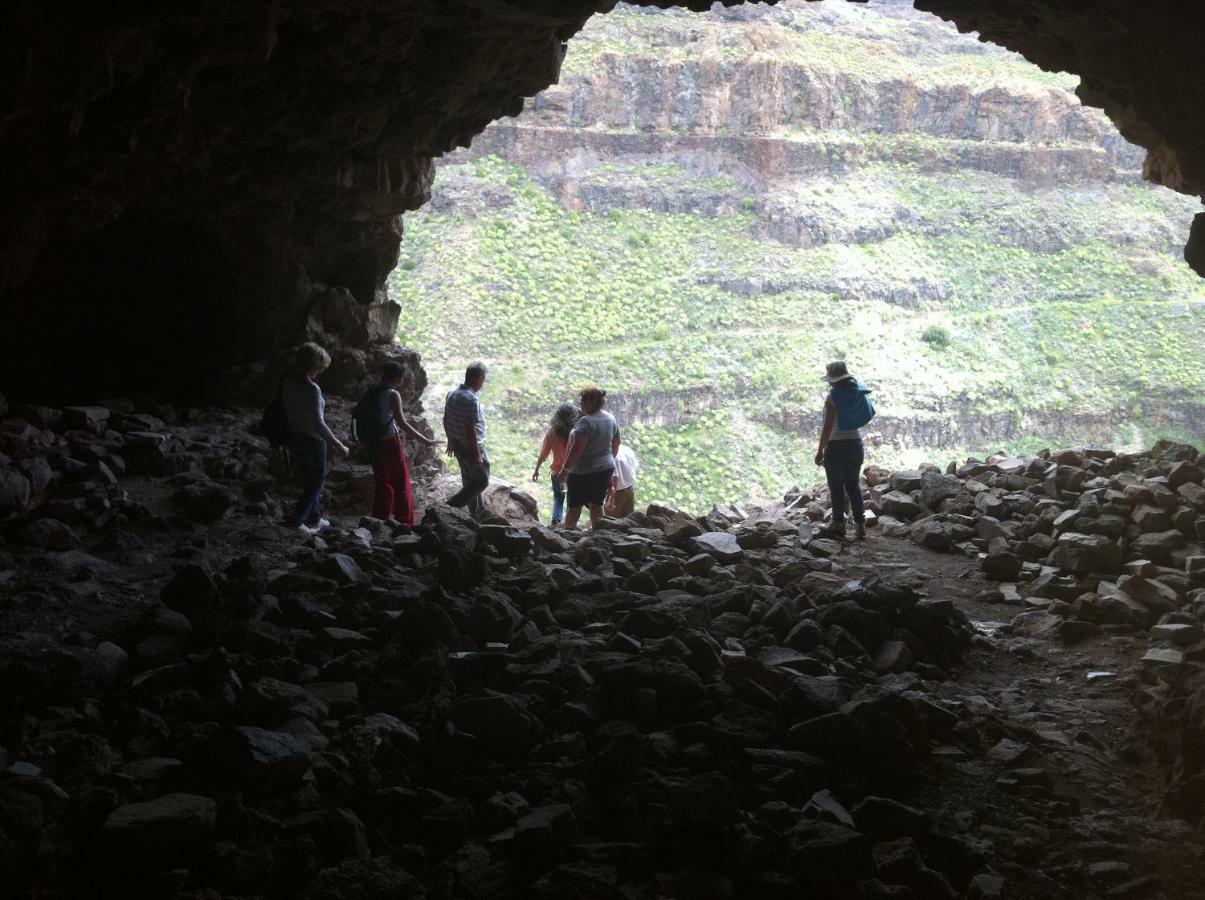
[1,399,1202,897]
[818,442,1205,825]
[0,400,994,899]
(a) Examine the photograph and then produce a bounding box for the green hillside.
[390,3,1205,517]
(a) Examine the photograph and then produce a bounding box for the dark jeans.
[550,473,566,523]
[290,433,327,526]
[448,447,490,518]
[824,439,865,525]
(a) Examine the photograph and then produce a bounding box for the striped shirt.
[444,385,485,449]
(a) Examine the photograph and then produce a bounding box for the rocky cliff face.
[398,1,1200,487]
[463,2,1146,234]
[3,0,1205,404]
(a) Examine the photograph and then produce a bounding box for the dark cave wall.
[1,0,1204,402]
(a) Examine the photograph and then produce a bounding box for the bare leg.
[564,505,583,529]
[586,503,604,527]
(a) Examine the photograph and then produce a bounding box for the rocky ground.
[0,397,1203,898]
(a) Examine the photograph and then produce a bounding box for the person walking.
[282,342,348,534]
[561,387,620,530]
[605,441,640,518]
[532,402,577,526]
[814,360,873,540]
[357,360,437,526]
[443,362,490,518]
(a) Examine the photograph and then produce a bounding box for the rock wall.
[0,0,582,403]
[3,0,1205,403]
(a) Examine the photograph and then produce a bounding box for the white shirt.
[613,445,639,490]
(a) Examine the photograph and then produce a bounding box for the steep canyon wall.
[2,0,1205,403]
[410,2,1202,464]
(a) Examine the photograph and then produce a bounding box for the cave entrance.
[390,0,1205,514]
[1,207,239,405]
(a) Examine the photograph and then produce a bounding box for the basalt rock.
[0,404,1013,896]
[5,1,1205,404]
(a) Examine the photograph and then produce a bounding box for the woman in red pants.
[362,361,436,526]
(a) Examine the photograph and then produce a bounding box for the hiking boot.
[854,521,866,540]
[816,522,846,540]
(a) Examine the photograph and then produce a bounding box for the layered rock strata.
[3,0,1205,402]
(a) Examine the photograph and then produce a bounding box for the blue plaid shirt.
[443,385,485,451]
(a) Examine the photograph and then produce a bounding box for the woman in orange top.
[532,402,577,525]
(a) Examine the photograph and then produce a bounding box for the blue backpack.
[831,383,875,431]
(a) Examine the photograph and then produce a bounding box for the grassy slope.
[393,157,1204,514]
[391,4,1205,516]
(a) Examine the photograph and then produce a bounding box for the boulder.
[317,553,371,586]
[300,858,425,900]
[981,547,1023,581]
[214,726,311,793]
[1049,532,1121,574]
[446,691,542,750]
[172,481,237,522]
[920,471,962,510]
[888,470,923,493]
[910,518,952,552]
[880,491,922,520]
[161,564,221,617]
[478,524,533,557]
[1118,575,1180,614]
[1133,529,1186,560]
[62,406,111,429]
[693,532,743,563]
[22,518,82,550]
[102,793,217,869]
[0,464,32,512]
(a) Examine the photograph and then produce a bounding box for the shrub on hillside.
[921,324,951,349]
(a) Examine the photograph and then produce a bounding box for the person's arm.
[533,430,552,481]
[311,384,348,456]
[815,401,835,465]
[442,403,455,456]
[562,430,584,475]
[390,390,436,446]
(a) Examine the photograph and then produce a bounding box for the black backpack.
[259,379,291,448]
[352,385,393,443]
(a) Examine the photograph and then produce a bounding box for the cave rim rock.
[4,0,1205,403]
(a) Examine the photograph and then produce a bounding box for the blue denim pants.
[289,433,327,526]
[824,439,865,525]
[448,447,490,518]
[550,473,566,523]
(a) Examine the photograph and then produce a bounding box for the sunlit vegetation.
[390,1,1203,515]
[391,155,1203,514]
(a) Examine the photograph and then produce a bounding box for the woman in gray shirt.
[282,342,348,534]
[561,386,620,529]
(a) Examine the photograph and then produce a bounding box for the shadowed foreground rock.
[0,397,1202,897]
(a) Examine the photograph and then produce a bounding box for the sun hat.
[822,360,854,383]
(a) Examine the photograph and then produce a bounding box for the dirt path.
[833,531,1205,899]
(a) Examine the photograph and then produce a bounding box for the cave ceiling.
[1,0,1203,399]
